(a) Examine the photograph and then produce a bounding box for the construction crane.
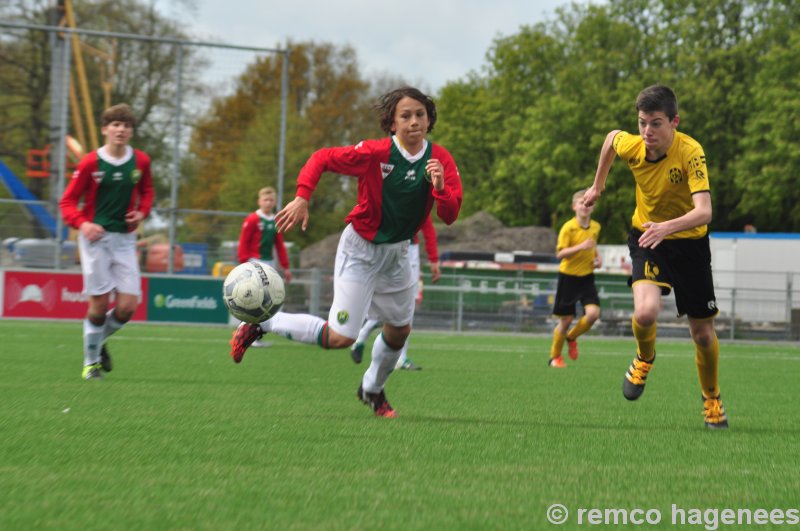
[27,0,116,180]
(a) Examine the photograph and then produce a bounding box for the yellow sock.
[631,317,656,362]
[567,316,592,341]
[696,333,720,398]
[550,326,566,360]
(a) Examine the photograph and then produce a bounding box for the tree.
[436,0,800,240]
[0,0,203,204]
[182,41,383,249]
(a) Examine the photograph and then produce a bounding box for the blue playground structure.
[0,159,65,238]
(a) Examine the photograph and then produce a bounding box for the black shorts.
[627,228,718,319]
[552,272,600,317]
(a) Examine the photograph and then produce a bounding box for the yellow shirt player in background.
[583,84,728,429]
[548,189,602,368]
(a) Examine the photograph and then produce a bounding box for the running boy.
[59,103,154,380]
[548,189,601,368]
[583,85,728,429]
[229,87,462,418]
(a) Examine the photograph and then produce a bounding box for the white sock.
[261,312,326,345]
[355,319,380,345]
[83,319,104,366]
[395,341,409,369]
[102,309,124,341]
[362,334,402,393]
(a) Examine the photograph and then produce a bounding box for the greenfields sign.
[147,277,228,323]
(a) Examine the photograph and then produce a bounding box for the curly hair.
[373,86,437,134]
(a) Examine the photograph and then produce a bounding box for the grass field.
[1,320,798,530]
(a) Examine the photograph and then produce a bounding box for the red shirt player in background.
[237,186,292,282]
[60,103,154,380]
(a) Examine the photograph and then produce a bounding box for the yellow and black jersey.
[557,217,601,276]
[613,130,710,239]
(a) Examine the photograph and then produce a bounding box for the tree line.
[2,0,798,245]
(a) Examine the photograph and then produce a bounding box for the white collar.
[392,136,428,162]
[97,145,133,166]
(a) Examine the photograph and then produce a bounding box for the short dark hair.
[636,85,678,120]
[101,103,137,127]
[374,86,437,134]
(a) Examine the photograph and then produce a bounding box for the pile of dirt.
[299,211,556,268]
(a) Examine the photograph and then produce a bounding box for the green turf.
[1,320,798,530]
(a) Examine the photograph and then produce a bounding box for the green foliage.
[182,41,384,249]
[436,0,800,240]
[0,0,204,202]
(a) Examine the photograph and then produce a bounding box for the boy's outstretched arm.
[584,130,620,207]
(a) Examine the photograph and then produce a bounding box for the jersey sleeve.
[430,146,463,225]
[135,151,155,219]
[686,145,710,194]
[237,214,257,263]
[274,231,291,270]
[59,155,94,229]
[295,141,376,201]
[556,221,571,252]
[418,215,439,263]
[611,131,638,160]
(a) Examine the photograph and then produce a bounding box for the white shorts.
[78,232,141,296]
[328,224,415,339]
[408,243,421,300]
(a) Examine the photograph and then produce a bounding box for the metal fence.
[0,20,289,270]
[225,264,800,341]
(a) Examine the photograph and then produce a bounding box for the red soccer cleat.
[357,385,397,418]
[567,339,579,360]
[230,322,263,364]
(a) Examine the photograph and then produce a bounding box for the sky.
[171,0,586,93]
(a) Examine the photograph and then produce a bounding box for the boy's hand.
[425,159,445,191]
[579,238,596,251]
[429,261,441,283]
[80,221,105,242]
[275,197,309,233]
[583,186,601,207]
[125,210,144,229]
[639,221,668,249]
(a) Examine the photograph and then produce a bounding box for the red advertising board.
[2,270,148,320]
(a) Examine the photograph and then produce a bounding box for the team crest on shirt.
[131,169,142,184]
[668,167,683,184]
[337,310,349,325]
[380,163,394,179]
[91,171,104,184]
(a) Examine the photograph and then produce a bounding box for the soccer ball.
[222,262,285,323]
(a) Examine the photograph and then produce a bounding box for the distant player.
[237,186,292,281]
[548,189,601,368]
[237,186,292,347]
[228,86,463,418]
[59,103,154,380]
[583,84,728,428]
[351,214,441,370]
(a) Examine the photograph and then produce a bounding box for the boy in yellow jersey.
[583,85,728,429]
[548,189,602,368]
